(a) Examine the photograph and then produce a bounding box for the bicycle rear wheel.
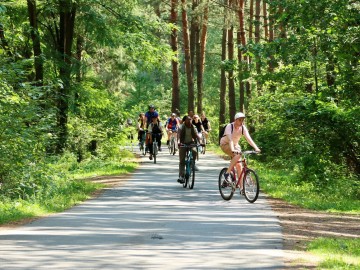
[243,169,259,203]
[201,135,206,154]
[188,160,195,189]
[218,168,235,200]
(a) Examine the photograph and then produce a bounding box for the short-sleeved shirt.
[201,117,210,130]
[148,122,162,134]
[145,111,159,124]
[166,118,179,130]
[193,121,203,133]
[220,123,247,146]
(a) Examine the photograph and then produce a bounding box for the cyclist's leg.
[220,143,240,174]
[178,147,186,180]
[167,130,171,145]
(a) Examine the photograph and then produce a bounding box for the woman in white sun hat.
[220,112,261,192]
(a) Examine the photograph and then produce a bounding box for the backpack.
[218,123,233,145]
[218,123,244,145]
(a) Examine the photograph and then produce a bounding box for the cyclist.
[177,115,202,183]
[219,112,261,192]
[193,114,205,134]
[145,105,159,128]
[147,116,163,160]
[165,113,180,145]
[200,112,211,142]
[137,113,146,145]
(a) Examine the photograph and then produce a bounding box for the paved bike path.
[0,150,284,269]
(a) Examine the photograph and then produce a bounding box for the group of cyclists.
[134,104,261,192]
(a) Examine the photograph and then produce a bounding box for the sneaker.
[158,147,162,152]
[194,165,199,171]
[177,177,185,184]
[240,188,245,196]
[149,155,153,160]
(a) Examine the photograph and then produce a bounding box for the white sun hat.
[234,112,246,120]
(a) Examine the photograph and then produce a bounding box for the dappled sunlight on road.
[0,151,283,270]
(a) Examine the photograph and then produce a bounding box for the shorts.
[220,143,241,157]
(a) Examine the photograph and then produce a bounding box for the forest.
[0,0,359,212]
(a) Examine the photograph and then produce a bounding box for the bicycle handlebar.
[232,150,259,155]
[179,143,205,148]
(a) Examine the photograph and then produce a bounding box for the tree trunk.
[237,0,246,113]
[196,0,208,114]
[219,0,229,131]
[255,0,262,93]
[27,0,43,86]
[56,0,77,153]
[181,0,195,113]
[190,0,199,80]
[170,0,180,113]
[228,23,236,121]
[263,1,269,41]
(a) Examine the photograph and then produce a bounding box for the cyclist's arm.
[243,125,261,152]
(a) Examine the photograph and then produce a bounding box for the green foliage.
[307,238,360,269]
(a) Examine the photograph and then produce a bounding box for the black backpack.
[218,123,244,145]
[218,123,233,145]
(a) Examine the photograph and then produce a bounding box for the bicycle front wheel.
[171,140,176,155]
[243,169,259,203]
[188,160,195,189]
[218,168,234,200]
[153,142,157,164]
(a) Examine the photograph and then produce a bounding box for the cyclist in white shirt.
[219,112,261,191]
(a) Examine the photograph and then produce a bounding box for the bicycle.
[218,150,260,203]
[148,132,161,164]
[139,131,146,156]
[168,130,178,155]
[179,143,202,189]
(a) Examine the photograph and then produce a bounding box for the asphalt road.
[0,148,284,270]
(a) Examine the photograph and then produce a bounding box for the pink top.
[220,123,259,151]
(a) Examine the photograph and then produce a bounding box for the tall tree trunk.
[56,0,76,153]
[27,0,43,86]
[228,23,236,121]
[263,1,269,41]
[170,0,180,113]
[181,0,195,113]
[219,0,229,131]
[237,0,246,113]
[246,0,254,109]
[255,0,262,93]
[196,0,208,114]
[190,0,199,80]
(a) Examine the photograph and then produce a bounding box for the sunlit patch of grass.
[307,238,360,269]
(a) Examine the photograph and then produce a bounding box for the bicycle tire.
[243,169,259,203]
[168,140,172,154]
[188,159,195,189]
[183,161,188,188]
[171,139,176,155]
[201,137,206,154]
[153,141,157,164]
[218,168,235,200]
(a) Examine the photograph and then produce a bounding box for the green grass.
[307,238,360,269]
[0,150,138,225]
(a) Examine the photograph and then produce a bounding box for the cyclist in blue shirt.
[165,113,180,145]
[145,105,159,128]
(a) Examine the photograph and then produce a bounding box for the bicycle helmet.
[234,112,246,120]
[149,104,155,109]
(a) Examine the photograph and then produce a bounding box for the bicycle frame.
[218,150,259,203]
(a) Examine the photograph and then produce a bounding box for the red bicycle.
[218,150,259,203]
